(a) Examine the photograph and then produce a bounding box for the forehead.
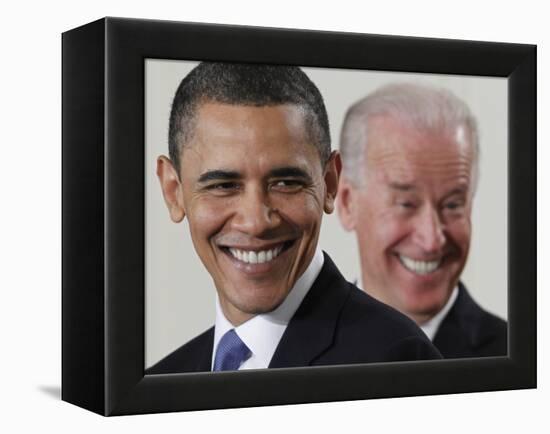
[180,103,320,172]
[365,115,474,187]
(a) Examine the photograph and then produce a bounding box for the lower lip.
[221,244,293,275]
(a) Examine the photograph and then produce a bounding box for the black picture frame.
[62,17,536,416]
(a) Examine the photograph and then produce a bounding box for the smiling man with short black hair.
[147,63,440,374]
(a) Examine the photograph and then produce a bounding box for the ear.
[323,151,342,214]
[156,155,186,223]
[336,175,358,231]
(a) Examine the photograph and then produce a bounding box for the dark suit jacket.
[147,253,441,374]
[433,283,507,358]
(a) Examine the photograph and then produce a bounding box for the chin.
[232,293,287,316]
[403,290,449,318]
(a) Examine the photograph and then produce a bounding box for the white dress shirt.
[211,247,324,370]
[419,285,459,341]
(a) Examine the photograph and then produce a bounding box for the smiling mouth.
[222,241,295,265]
[398,254,442,275]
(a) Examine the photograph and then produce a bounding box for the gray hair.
[339,82,480,189]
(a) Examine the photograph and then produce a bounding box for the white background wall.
[146,61,508,367]
[1,1,546,433]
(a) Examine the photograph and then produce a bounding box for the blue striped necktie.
[213,329,252,371]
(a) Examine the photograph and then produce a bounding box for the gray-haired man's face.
[338,115,475,324]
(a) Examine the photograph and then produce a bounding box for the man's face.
[338,115,474,324]
[158,103,339,326]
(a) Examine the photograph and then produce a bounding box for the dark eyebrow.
[389,182,416,192]
[197,170,241,183]
[269,166,313,182]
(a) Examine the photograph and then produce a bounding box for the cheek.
[272,195,323,228]
[383,220,412,248]
[187,199,233,241]
[446,219,472,252]
[356,208,411,254]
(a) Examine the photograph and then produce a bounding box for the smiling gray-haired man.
[337,83,507,358]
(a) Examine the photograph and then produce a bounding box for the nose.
[231,187,280,236]
[412,206,446,253]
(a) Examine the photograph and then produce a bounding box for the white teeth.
[258,251,266,263]
[399,255,441,275]
[228,245,284,264]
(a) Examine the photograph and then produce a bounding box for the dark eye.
[214,182,238,189]
[443,199,465,212]
[271,179,304,192]
[399,201,415,209]
[205,182,240,194]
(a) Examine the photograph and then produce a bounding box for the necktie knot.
[213,329,252,371]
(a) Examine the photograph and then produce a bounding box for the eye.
[443,198,465,212]
[212,182,238,189]
[398,201,415,209]
[205,182,241,195]
[271,179,304,192]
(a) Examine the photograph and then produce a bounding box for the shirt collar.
[419,285,459,341]
[212,247,324,369]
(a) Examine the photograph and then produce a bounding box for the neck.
[408,311,433,326]
[360,274,434,326]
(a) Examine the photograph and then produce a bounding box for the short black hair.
[168,62,331,172]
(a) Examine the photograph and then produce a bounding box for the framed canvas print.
[62,17,536,416]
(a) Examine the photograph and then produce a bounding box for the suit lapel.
[433,283,481,357]
[195,328,214,372]
[269,253,351,368]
